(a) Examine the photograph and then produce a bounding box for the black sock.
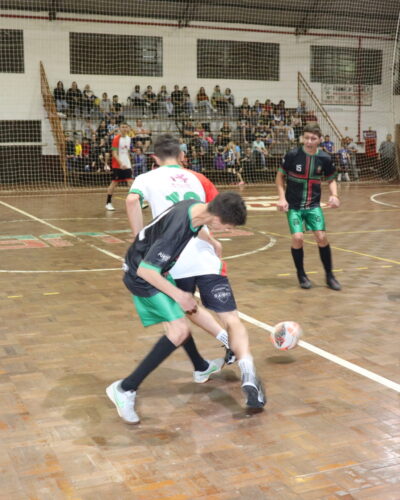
[183,335,209,372]
[107,194,112,204]
[121,335,177,391]
[291,247,306,276]
[319,244,333,275]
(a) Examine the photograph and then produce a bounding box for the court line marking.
[2,199,399,394]
[235,311,400,394]
[267,231,400,266]
[370,190,400,208]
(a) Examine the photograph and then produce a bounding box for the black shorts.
[111,168,133,182]
[174,274,237,313]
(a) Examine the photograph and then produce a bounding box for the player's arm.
[197,227,222,258]
[327,179,340,208]
[126,192,144,238]
[137,265,197,313]
[275,169,289,212]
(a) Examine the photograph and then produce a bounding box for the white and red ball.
[271,321,302,350]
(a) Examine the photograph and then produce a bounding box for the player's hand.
[176,291,198,314]
[104,165,111,172]
[277,199,289,212]
[328,195,340,208]
[210,237,223,258]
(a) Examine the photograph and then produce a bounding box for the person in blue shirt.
[321,135,335,155]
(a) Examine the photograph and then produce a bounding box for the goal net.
[0,1,399,192]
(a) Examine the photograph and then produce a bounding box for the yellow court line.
[8,295,23,298]
[267,231,400,266]
[43,292,60,296]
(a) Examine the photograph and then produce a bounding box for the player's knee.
[291,233,304,247]
[315,232,328,246]
[166,319,190,346]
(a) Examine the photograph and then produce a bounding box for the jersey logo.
[157,251,171,262]
[296,164,302,172]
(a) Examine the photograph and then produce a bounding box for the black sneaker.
[298,273,312,289]
[224,348,236,365]
[326,273,341,291]
[241,374,266,408]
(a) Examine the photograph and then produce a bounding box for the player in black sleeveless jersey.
[275,124,341,291]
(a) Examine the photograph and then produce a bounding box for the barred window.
[0,30,24,73]
[70,33,162,76]
[197,40,279,81]
[311,46,382,85]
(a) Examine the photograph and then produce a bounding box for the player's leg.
[106,291,190,424]
[106,179,117,210]
[173,276,226,382]
[196,275,265,408]
[287,209,312,289]
[306,207,341,291]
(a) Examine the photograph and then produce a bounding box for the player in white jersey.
[125,134,265,409]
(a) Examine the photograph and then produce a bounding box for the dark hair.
[208,192,247,226]
[153,134,181,160]
[303,124,322,137]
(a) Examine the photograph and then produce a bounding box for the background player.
[105,122,133,211]
[275,124,341,291]
[106,193,252,424]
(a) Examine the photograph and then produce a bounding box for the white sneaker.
[105,203,115,211]
[193,358,224,383]
[106,380,140,424]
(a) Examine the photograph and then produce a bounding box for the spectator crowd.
[56,81,359,182]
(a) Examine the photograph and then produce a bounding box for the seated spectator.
[96,119,108,140]
[143,85,158,116]
[82,84,96,118]
[303,108,318,124]
[252,135,268,168]
[253,99,263,115]
[183,120,196,139]
[289,112,303,142]
[81,137,91,171]
[98,136,110,171]
[129,85,146,115]
[99,92,112,119]
[264,99,273,116]
[65,135,75,170]
[66,81,82,118]
[157,85,169,116]
[239,97,251,120]
[194,121,205,137]
[249,109,260,127]
[196,87,214,116]
[179,137,188,155]
[83,118,96,139]
[74,138,83,169]
[214,146,227,170]
[182,86,195,117]
[220,121,232,146]
[133,119,151,152]
[171,84,184,116]
[211,85,226,115]
[296,100,307,117]
[277,99,287,121]
[107,117,119,136]
[165,96,174,117]
[273,120,292,155]
[272,105,284,123]
[188,147,202,172]
[54,81,68,115]
[132,145,147,177]
[223,88,235,118]
[321,134,335,154]
[111,95,124,123]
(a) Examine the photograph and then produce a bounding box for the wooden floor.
[0,183,399,500]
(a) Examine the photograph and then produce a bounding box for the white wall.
[0,11,398,154]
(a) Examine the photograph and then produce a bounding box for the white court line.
[2,200,400,394]
[370,190,400,208]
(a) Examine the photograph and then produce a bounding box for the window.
[70,33,162,76]
[0,29,24,73]
[311,46,382,85]
[197,40,279,81]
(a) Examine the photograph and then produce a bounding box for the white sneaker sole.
[106,385,140,424]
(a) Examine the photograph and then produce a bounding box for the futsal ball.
[271,321,302,350]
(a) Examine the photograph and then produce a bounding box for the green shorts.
[286,206,326,234]
[132,275,185,327]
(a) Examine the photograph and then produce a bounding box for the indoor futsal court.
[1,184,399,499]
[1,0,400,499]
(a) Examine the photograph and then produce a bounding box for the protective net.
[1,0,400,192]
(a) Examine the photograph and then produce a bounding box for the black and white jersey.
[123,199,202,296]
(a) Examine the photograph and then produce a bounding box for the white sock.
[216,330,229,349]
[238,355,255,377]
